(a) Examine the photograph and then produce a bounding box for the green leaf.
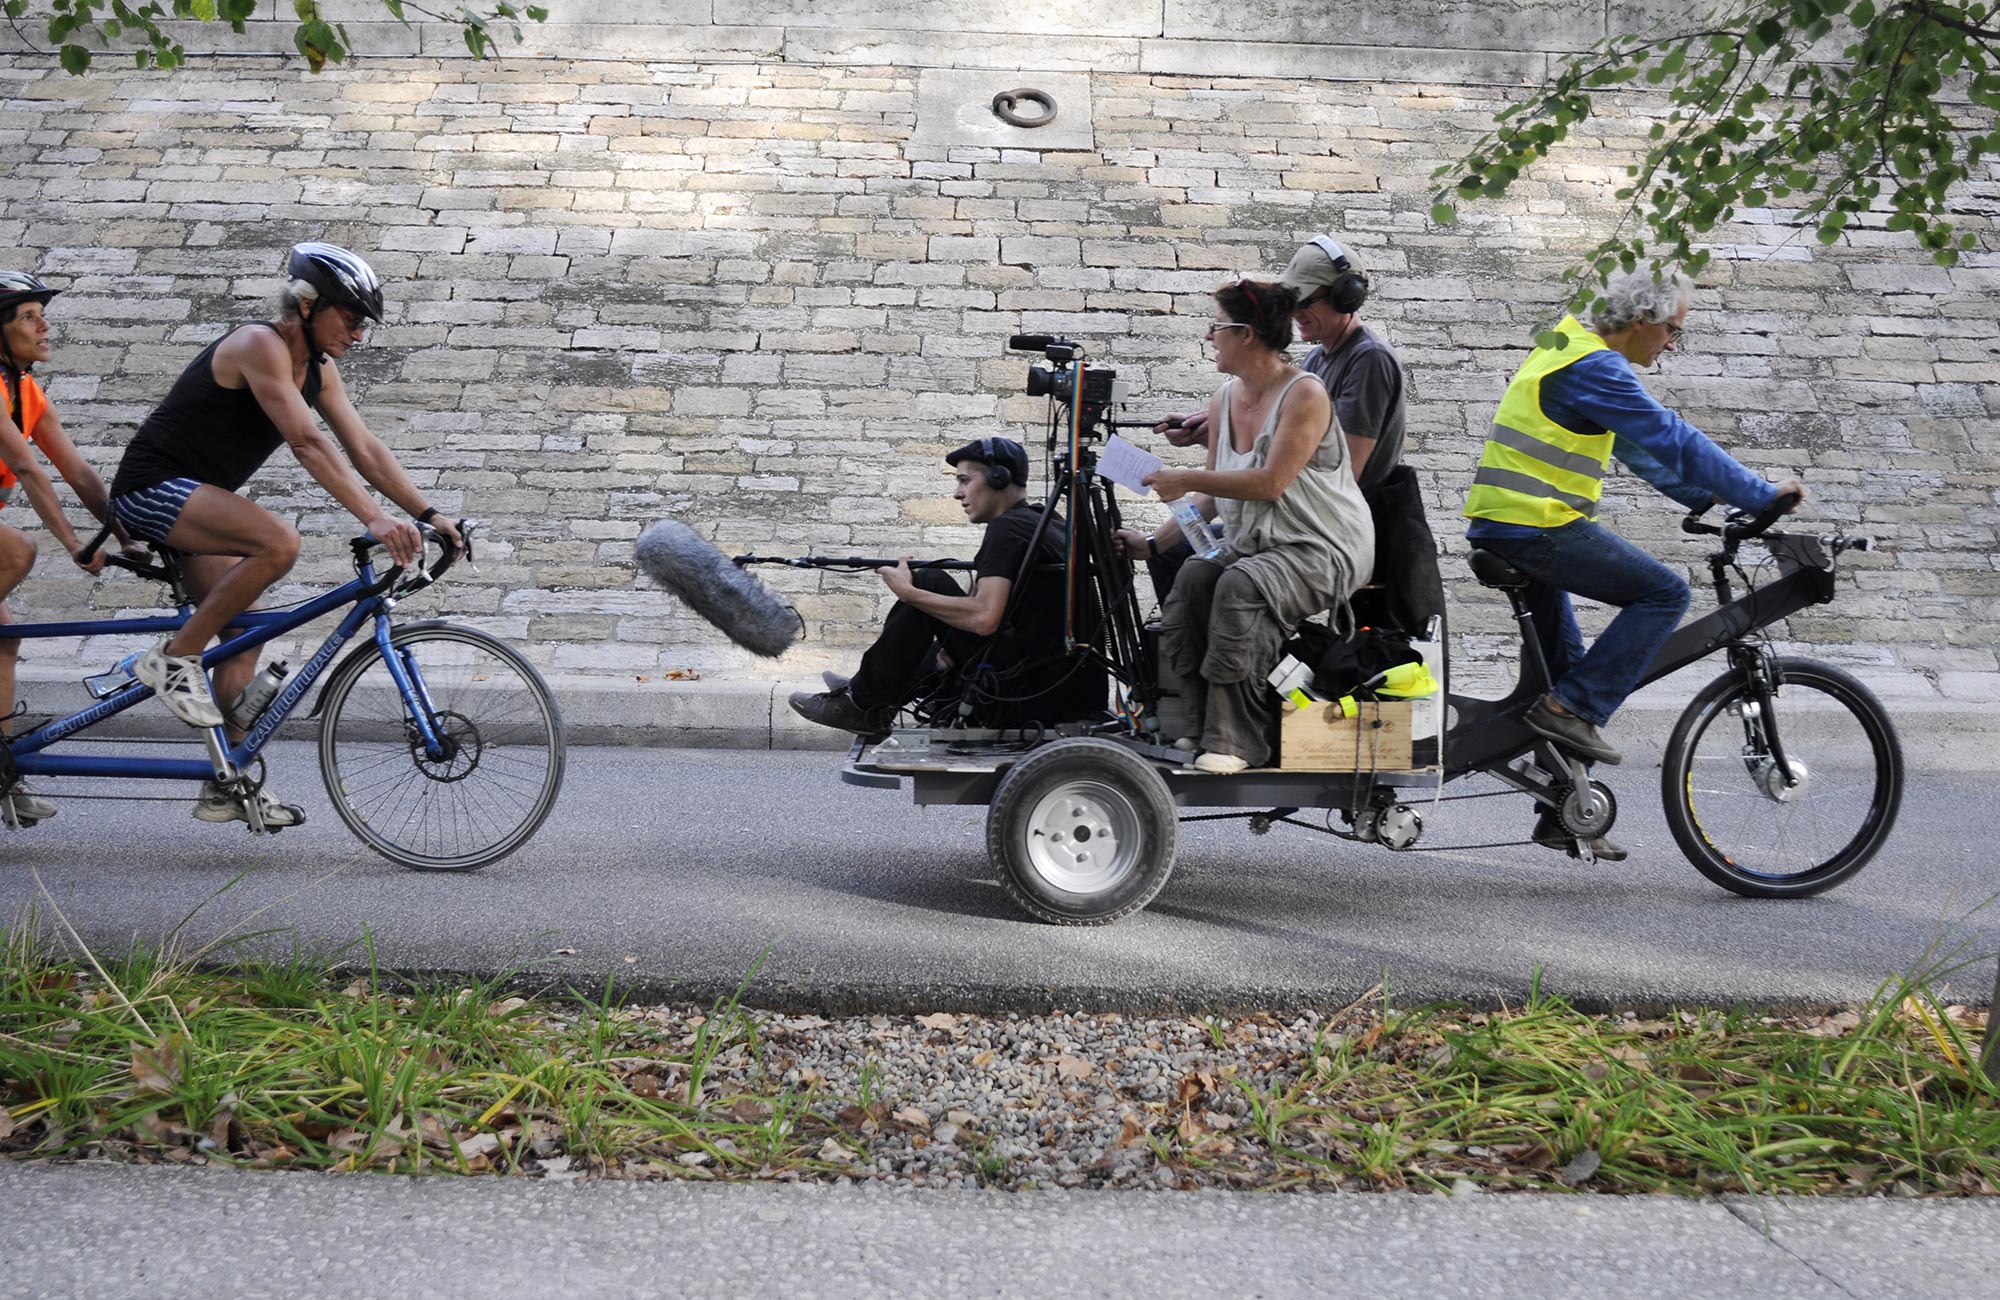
[60,43,90,74]
[1849,0,1874,23]
[1430,203,1457,225]
[526,4,547,18]
[1534,330,1571,351]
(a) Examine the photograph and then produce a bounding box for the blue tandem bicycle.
[1,523,565,871]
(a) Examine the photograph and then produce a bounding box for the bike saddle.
[1467,549,1531,590]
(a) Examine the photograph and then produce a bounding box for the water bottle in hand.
[1170,497,1224,560]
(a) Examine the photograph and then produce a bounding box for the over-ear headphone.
[1310,235,1370,315]
[978,437,1013,491]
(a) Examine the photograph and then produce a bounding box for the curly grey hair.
[275,278,321,322]
[1587,269,1693,335]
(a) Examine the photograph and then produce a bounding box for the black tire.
[987,738,1178,925]
[317,625,566,872]
[1661,657,1902,898]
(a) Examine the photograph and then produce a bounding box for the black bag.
[1353,464,1444,636]
[1281,622,1422,699]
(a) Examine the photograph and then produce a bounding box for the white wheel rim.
[1022,779,1143,895]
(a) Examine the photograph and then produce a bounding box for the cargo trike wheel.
[987,738,1178,926]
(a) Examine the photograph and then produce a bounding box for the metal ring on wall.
[991,88,1058,129]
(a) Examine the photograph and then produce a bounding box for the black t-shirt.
[971,502,1107,724]
[112,322,321,498]
[1302,324,1406,494]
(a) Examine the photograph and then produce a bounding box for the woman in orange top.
[0,271,123,825]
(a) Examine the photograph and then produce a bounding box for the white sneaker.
[135,640,224,728]
[1171,737,1198,752]
[1193,752,1249,774]
[2,783,55,825]
[194,780,304,828]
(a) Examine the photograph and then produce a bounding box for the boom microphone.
[634,520,804,658]
[1008,334,1055,351]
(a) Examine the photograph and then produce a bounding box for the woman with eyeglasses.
[0,272,129,825]
[1115,278,1375,773]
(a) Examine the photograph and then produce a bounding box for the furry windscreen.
[634,520,803,658]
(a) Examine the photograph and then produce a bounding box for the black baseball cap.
[945,437,1030,488]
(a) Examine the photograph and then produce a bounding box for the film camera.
[1010,334,1129,432]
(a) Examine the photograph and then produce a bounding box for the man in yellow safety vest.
[1464,269,1804,859]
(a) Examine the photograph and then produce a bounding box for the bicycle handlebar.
[352,519,475,598]
[1681,491,1802,543]
[76,521,176,583]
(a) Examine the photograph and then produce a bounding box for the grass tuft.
[2,907,1995,1194]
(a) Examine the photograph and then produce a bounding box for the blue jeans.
[1472,519,1690,728]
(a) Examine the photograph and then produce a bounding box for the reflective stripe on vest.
[0,373,48,509]
[1463,316,1614,528]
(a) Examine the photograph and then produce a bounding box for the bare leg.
[181,553,265,744]
[152,491,304,826]
[0,525,37,740]
[159,487,300,661]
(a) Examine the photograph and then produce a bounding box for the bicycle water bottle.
[1170,497,1224,561]
[83,651,143,701]
[226,661,290,731]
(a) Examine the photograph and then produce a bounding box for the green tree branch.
[2,0,548,74]
[1433,0,2000,312]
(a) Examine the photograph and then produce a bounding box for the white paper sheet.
[1097,434,1163,495]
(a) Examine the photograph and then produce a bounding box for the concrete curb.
[19,664,1998,769]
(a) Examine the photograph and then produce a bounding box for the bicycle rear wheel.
[1661,657,1901,898]
[318,624,565,871]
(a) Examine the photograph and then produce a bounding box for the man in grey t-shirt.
[1277,235,1405,492]
[1161,235,1406,492]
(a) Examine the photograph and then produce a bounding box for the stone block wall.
[0,37,1992,704]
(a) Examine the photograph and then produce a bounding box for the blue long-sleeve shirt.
[1467,348,1776,539]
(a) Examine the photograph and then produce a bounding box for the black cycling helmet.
[0,270,58,317]
[286,242,384,323]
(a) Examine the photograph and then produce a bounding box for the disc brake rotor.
[407,710,483,782]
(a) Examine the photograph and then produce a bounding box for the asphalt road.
[2,741,1993,1012]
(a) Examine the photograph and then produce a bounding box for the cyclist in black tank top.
[110,322,323,499]
[108,243,466,830]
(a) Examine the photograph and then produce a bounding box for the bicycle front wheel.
[1661,657,1902,898]
[318,625,566,872]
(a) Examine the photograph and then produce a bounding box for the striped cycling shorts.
[110,477,202,544]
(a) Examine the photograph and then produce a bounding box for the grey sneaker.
[787,688,891,736]
[194,780,304,829]
[1532,810,1627,862]
[2,783,55,826]
[1523,696,1622,766]
[821,671,851,694]
[135,639,225,728]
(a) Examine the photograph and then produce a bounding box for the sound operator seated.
[788,438,1106,736]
